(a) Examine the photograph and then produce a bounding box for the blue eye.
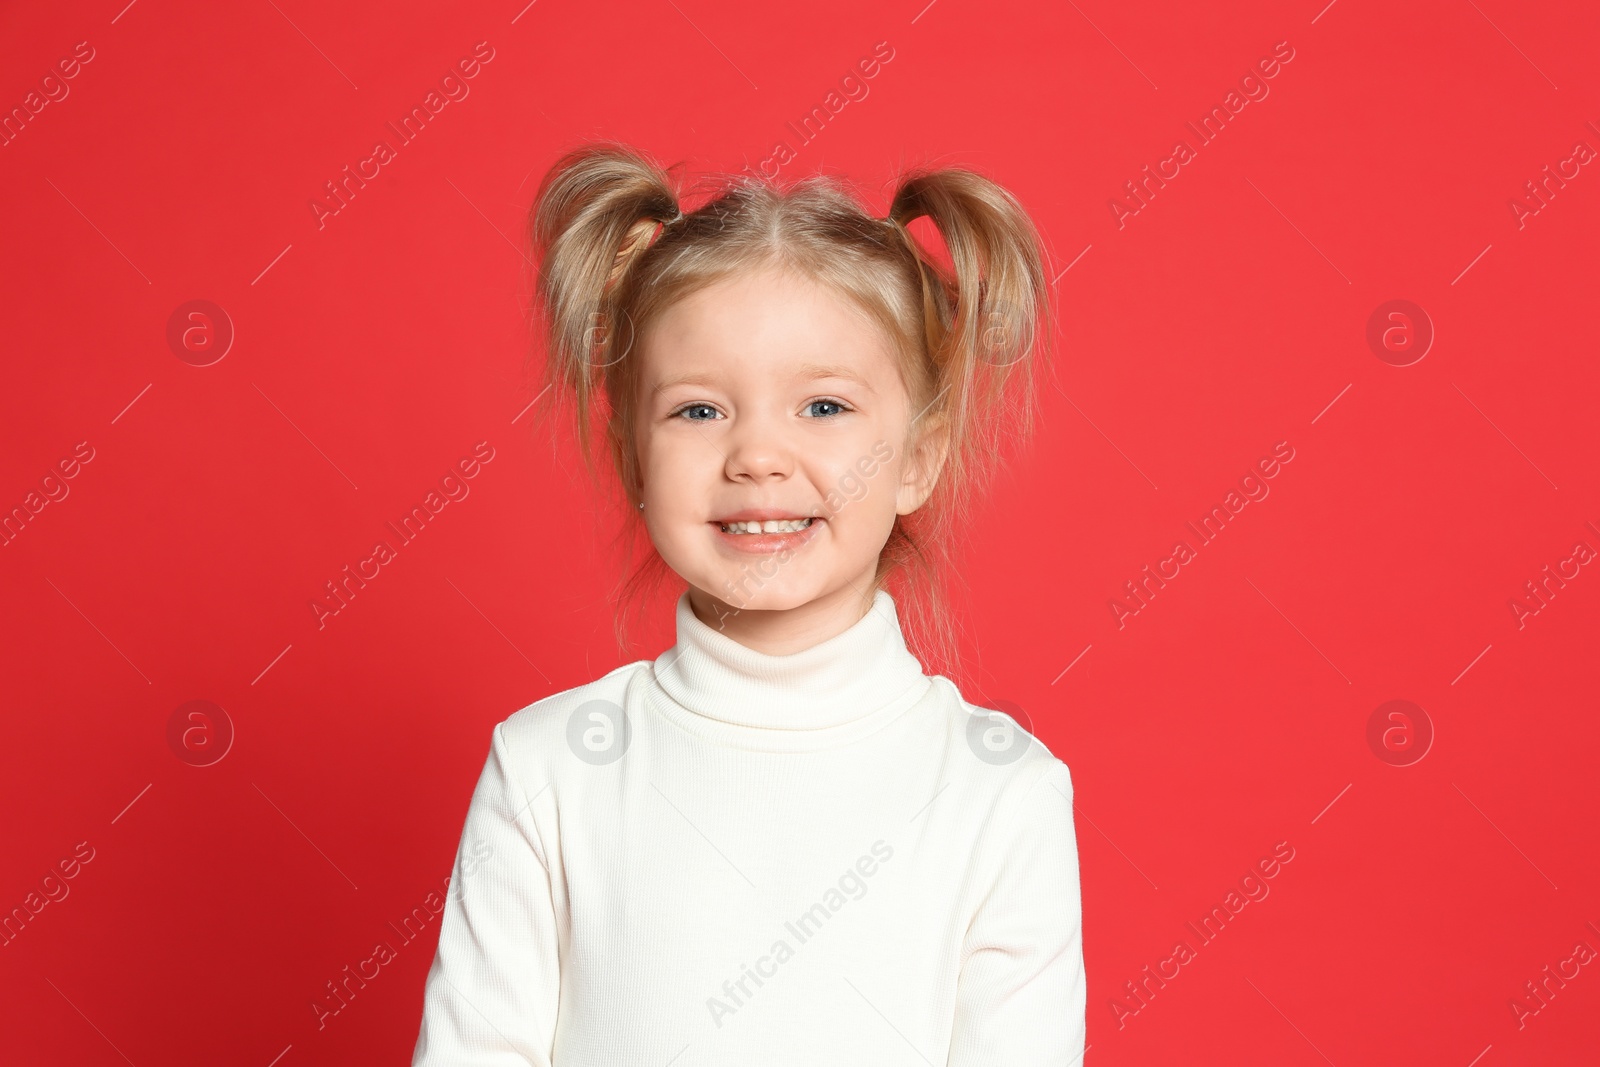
[672,403,721,421]
[805,398,851,418]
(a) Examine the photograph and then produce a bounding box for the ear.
[895,414,950,515]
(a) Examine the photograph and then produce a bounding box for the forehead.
[639,267,901,390]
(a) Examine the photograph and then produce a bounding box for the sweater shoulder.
[494,658,653,769]
[925,674,1075,800]
[922,677,1078,882]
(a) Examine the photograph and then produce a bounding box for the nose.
[722,409,794,484]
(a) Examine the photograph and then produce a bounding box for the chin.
[700,571,826,615]
[711,584,811,614]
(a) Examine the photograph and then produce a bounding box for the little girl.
[413,143,1085,1065]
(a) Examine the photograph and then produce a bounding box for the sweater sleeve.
[946,759,1087,1067]
[412,721,561,1066]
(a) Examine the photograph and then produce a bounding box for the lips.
[709,510,825,553]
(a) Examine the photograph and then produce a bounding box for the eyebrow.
[650,363,876,398]
[650,372,720,398]
[796,363,876,394]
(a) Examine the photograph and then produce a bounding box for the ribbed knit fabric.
[412,589,1086,1065]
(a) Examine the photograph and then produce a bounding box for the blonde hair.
[524,141,1054,680]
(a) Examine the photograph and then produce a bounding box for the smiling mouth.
[717,517,817,534]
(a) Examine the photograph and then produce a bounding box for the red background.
[2,0,1598,1064]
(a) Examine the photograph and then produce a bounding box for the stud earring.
[638,500,645,510]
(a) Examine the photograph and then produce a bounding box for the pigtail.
[881,169,1053,676]
[528,142,681,474]
[887,169,1051,481]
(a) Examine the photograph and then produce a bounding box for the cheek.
[638,426,693,485]
[822,453,902,530]
[638,431,719,536]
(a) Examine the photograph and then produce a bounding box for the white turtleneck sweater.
[412,590,1085,1065]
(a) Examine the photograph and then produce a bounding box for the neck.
[685,573,879,655]
[652,582,930,743]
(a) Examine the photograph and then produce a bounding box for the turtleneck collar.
[649,588,932,747]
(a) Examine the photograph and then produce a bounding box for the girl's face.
[633,265,945,629]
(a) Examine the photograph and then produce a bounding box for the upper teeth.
[722,518,814,534]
